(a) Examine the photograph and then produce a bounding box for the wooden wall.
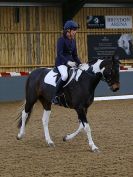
[0,6,133,72]
[0,6,62,72]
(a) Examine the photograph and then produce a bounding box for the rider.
[52,20,81,103]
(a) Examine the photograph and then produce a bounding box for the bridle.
[101,67,113,86]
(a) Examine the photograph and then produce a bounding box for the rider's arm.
[57,37,68,65]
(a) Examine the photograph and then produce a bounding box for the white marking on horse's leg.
[63,123,83,141]
[17,110,28,139]
[42,110,54,146]
[84,123,99,152]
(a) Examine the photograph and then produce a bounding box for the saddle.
[44,66,78,107]
[44,66,77,87]
[52,66,74,84]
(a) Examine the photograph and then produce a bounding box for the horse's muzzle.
[111,83,120,92]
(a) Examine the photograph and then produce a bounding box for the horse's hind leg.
[17,98,37,140]
[40,98,54,147]
[17,109,28,139]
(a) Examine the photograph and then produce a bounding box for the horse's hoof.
[91,147,100,153]
[93,148,100,153]
[48,142,55,147]
[89,144,100,153]
[16,134,23,140]
[63,136,67,141]
[16,136,20,140]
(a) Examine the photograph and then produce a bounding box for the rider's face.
[67,29,77,39]
[70,29,77,39]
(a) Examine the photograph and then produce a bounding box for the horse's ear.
[88,58,98,65]
[113,54,120,60]
[99,59,109,69]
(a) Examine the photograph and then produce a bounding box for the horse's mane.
[88,58,98,65]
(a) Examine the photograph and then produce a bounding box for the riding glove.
[67,61,76,67]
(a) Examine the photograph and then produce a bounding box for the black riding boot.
[52,79,65,104]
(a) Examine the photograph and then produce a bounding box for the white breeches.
[57,65,68,81]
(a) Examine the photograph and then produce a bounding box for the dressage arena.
[0,99,132,177]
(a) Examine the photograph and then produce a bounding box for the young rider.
[52,20,81,103]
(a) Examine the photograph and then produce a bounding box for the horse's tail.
[16,100,32,128]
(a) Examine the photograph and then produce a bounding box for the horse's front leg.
[63,122,83,141]
[42,110,55,147]
[76,108,99,152]
[63,108,88,141]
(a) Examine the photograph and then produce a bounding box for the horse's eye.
[109,69,112,74]
[106,69,112,75]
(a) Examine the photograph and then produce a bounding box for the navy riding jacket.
[55,36,81,66]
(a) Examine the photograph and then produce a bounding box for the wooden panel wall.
[0,6,62,72]
[74,7,133,64]
[0,6,133,72]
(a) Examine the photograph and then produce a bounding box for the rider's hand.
[67,61,76,67]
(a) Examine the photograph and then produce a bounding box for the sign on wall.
[87,16,105,28]
[87,16,132,29]
[105,16,132,29]
[87,34,133,60]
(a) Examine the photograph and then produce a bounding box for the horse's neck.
[88,59,103,89]
[79,69,101,95]
[80,61,102,88]
[79,60,104,74]
[92,59,103,74]
[92,74,101,89]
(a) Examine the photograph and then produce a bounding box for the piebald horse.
[17,58,120,152]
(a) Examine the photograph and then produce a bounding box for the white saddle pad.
[44,70,58,87]
[44,69,81,87]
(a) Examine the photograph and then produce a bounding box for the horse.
[17,57,120,152]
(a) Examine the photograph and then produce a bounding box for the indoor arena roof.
[0,0,132,4]
[0,0,132,23]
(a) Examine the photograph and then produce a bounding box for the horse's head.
[100,58,120,92]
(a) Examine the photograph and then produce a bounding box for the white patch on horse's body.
[92,59,103,73]
[76,60,105,82]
